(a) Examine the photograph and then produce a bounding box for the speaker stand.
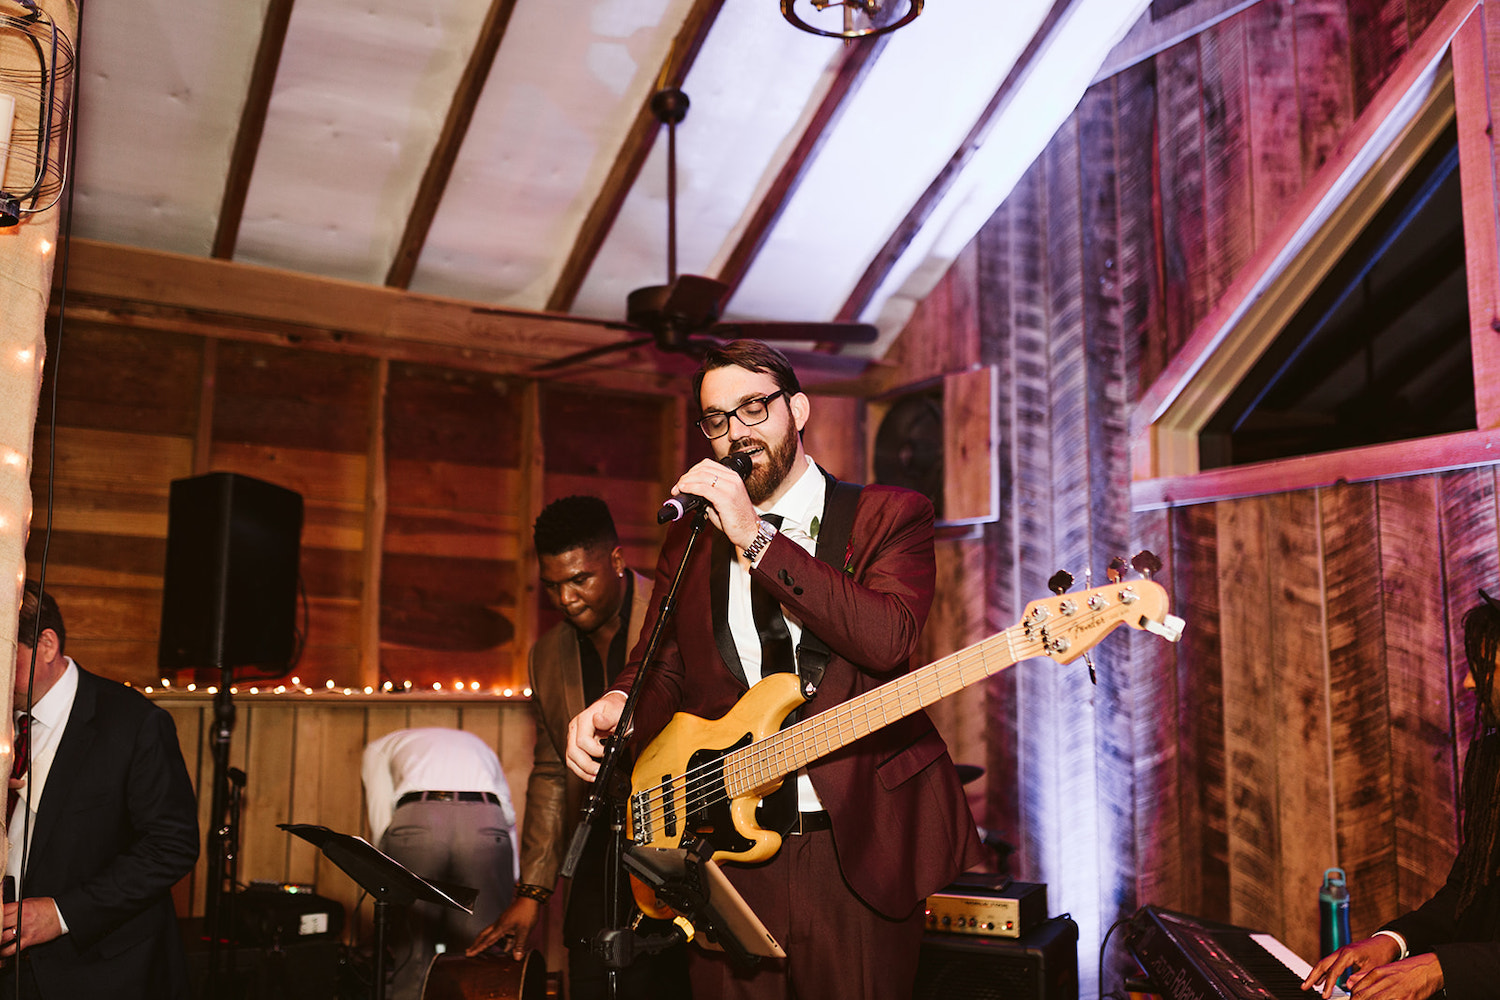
[204,665,245,996]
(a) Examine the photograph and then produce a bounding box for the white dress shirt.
[360,727,518,877]
[729,453,827,812]
[8,657,80,933]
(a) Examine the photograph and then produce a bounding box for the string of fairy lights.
[137,676,534,700]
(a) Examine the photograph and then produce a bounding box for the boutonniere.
[843,537,855,575]
[809,516,820,539]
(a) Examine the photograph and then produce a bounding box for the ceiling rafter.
[715,33,891,300]
[212,0,295,260]
[835,0,1075,322]
[544,0,728,313]
[385,0,522,289]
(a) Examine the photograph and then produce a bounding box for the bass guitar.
[626,576,1184,918]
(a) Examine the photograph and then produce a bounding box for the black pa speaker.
[159,472,303,675]
[914,914,1079,1000]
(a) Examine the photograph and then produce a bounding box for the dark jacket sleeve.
[51,701,199,950]
[1383,858,1500,1000]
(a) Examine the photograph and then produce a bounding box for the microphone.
[658,452,753,523]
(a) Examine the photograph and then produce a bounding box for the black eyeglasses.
[696,390,787,440]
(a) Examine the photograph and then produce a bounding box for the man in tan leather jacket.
[468,495,689,999]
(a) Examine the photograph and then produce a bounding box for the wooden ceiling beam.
[212,0,295,260]
[835,0,1075,323]
[544,0,727,313]
[385,0,522,289]
[715,34,891,298]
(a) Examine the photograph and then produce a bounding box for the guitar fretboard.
[722,622,1043,797]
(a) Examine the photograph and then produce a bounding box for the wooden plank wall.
[27,322,683,693]
[158,695,535,943]
[864,1,1485,995]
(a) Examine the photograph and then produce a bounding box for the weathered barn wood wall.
[158,695,536,945]
[28,319,683,693]
[867,1,1493,994]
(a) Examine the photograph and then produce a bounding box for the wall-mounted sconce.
[0,1,75,228]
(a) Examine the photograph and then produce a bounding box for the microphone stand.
[560,506,711,998]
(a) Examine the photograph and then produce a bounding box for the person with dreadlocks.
[1303,592,1500,1000]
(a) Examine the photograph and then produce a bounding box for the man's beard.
[735,420,798,505]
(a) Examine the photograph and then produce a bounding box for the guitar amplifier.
[914,914,1079,1000]
[924,874,1047,938]
[233,883,344,945]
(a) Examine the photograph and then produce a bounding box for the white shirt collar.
[759,455,825,545]
[23,657,78,730]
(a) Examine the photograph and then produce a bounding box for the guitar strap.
[795,471,863,698]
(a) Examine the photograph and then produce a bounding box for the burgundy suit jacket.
[613,481,983,919]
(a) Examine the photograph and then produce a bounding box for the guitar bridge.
[630,788,654,843]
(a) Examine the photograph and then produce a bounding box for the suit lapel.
[710,533,747,686]
[27,668,99,874]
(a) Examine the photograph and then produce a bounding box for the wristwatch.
[742,518,778,563]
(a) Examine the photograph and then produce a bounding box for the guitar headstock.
[1021,555,1183,671]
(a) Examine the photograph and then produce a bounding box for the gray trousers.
[379,799,515,1000]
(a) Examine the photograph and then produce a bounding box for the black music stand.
[279,823,477,1000]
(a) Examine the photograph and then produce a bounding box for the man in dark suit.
[469,496,689,999]
[1304,593,1500,1000]
[566,341,983,999]
[1,582,200,999]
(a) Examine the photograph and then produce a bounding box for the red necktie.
[8,713,31,822]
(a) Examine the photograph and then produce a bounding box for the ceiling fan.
[534,88,879,373]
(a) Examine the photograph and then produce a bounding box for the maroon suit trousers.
[687,828,926,1000]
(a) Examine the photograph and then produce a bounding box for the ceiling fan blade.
[709,321,879,344]
[529,335,656,373]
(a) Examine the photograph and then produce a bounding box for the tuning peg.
[1107,557,1128,583]
[1131,551,1163,578]
[1047,570,1073,594]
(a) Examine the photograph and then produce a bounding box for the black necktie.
[750,514,794,676]
[8,713,31,822]
[750,515,800,833]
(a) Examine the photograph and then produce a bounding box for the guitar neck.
[723,623,1033,797]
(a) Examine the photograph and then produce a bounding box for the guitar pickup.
[661,774,678,839]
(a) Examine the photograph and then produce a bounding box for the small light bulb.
[503,688,514,698]
[469,681,479,691]
[325,679,335,690]
[432,682,441,691]
[523,687,533,698]
[363,686,373,694]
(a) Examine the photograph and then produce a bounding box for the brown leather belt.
[788,810,832,835]
[397,790,500,808]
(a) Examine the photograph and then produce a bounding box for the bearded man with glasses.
[564,340,982,1000]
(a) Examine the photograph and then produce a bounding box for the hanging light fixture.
[0,0,75,228]
[781,0,923,39]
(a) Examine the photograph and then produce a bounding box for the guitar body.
[628,672,806,917]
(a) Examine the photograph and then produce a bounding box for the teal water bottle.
[1319,867,1352,957]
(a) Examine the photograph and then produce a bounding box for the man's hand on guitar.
[566,691,627,780]
[466,896,540,960]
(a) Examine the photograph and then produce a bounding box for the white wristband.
[1373,929,1408,960]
